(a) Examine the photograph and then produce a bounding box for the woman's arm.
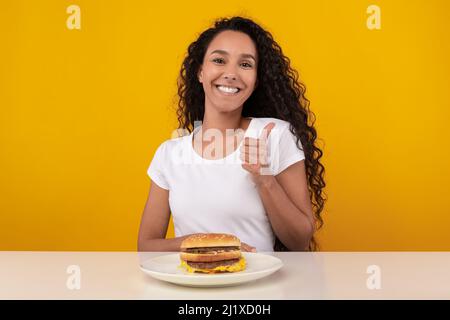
[138,236,191,252]
[255,160,315,251]
[240,123,315,250]
[137,181,191,251]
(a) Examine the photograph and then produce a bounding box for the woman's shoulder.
[154,133,188,155]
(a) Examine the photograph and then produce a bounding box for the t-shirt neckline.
[189,117,255,162]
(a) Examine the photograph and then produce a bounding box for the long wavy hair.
[175,16,326,251]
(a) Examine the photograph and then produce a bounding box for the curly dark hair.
[175,16,326,251]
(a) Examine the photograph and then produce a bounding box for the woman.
[138,16,326,252]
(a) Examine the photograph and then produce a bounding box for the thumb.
[260,122,276,140]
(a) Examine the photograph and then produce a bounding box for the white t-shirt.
[147,117,305,252]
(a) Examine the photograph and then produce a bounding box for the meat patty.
[182,246,240,254]
[187,258,240,269]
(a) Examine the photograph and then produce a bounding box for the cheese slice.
[180,257,246,274]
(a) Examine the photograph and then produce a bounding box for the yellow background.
[1,0,449,251]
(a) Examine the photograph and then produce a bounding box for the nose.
[224,74,237,81]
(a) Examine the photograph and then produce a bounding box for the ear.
[198,67,203,83]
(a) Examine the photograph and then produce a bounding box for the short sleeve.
[147,143,170,190]
[271,125,305,175]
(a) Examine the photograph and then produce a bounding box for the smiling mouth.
[215,85,241,94]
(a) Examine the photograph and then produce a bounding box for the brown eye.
[241,62,253,68]
[212,58,225,64]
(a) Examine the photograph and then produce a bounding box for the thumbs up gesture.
[240,122,276,182]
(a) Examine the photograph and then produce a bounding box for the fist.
[239,122,275,176]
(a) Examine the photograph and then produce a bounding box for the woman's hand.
[241,242,257,252]
[240,122,276,186]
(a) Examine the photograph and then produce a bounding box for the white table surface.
[1,251,449,300]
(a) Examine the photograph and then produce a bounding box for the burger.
[179,233,246,274]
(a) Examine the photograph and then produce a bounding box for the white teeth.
[217,85,239,94]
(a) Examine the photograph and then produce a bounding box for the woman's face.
[198,30,258,114]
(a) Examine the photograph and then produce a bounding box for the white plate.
[139,252,283,287]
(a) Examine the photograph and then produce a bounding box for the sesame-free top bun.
[180,233,241,249]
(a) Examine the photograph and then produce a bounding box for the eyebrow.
[210,49,257,62]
